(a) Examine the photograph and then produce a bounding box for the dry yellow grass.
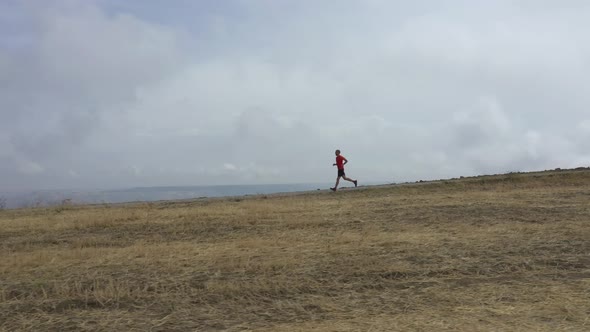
[1,170,589,331]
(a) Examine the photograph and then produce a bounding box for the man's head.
[335,149,341,156]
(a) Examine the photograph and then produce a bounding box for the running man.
[331,149,358,191]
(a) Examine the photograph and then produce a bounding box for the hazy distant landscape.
[0,183,332,209]
[2,169,589,331]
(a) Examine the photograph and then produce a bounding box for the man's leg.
[331,176,341,191]
[342,176,358,187]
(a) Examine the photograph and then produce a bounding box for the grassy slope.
[1,170,589,331]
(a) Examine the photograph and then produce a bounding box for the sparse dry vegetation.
[1,170,589,331]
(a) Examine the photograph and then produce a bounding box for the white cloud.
[223,163,237,171]
[17,160,44,175]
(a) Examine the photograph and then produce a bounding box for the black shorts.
[338,169,345,177]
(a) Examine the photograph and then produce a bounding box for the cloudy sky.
[1,0,590,191]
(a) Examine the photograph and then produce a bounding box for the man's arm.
[343,157,348,165]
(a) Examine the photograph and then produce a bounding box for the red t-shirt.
[336,155,346,169]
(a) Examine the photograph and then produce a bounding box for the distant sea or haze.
[0,183,335,209]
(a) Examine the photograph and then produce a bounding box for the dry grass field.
[1,170,589,331]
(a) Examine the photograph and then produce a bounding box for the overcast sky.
[1,0,590,191]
